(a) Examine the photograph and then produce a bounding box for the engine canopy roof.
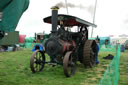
[43,14,97,27]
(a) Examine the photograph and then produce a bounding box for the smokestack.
[51,6,59,34]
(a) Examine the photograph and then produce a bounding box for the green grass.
[119,50,128,85]
[0,48,124,85]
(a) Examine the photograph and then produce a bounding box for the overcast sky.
[16,0,128,38]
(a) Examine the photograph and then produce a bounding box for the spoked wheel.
[83,40,97,68]
[63,51,76,77]
[30,50,45,73]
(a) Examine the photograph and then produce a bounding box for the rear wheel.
[83,40,97,68]
[30,50,45,73]
[63,51,76,77]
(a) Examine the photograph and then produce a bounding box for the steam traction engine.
[30,7,97,77]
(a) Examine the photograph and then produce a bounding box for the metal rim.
[63,51,76,77]
[30,50,45,73]
[83,40,97,68]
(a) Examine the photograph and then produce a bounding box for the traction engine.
[30,7,97,77]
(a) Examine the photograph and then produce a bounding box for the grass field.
[119,50,128,85]
[0,48,127,85]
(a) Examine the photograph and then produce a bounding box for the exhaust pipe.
[51,6,59,34]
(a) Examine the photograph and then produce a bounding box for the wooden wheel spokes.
[34,52,43,65]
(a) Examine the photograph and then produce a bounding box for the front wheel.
[30,50,45,73]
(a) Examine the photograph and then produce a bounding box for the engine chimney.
[51,6,59,34]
